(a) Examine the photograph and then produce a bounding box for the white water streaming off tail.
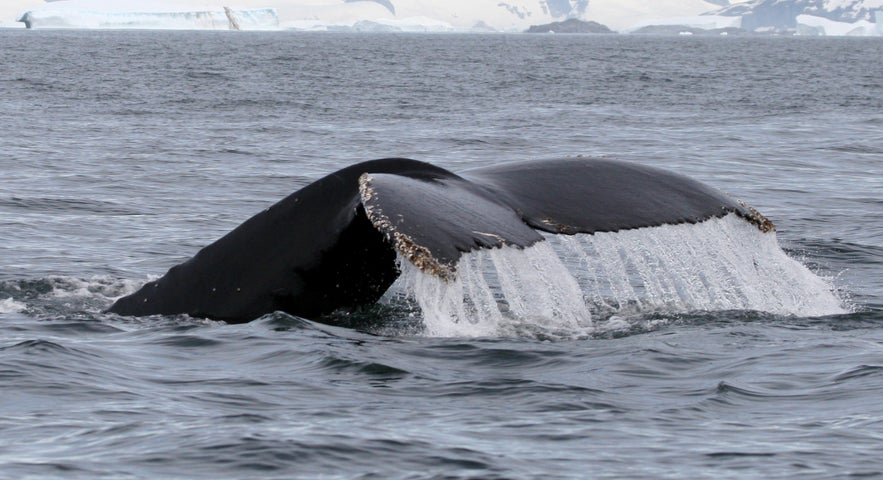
[0,297,27,314]
[385,214,846,338]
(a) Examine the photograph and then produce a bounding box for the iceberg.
[17,0,280,30]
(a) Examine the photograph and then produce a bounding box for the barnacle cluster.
[358,174,456,280]
[736,200,776,233]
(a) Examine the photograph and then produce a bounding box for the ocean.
[1,30,882,478]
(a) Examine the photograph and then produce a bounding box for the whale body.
[107,158,773,323]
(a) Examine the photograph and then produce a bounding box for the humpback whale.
[108,158,774,323]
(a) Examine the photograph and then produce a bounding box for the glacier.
[796,11,883,35]
[15,0,280,30]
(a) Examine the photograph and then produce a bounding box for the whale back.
[107,158,451,321]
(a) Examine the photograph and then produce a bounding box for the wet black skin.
[108,157,756,323]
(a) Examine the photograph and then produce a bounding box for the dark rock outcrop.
[526,18,614,34]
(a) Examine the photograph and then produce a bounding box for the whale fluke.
[359,171,543,279]
[107,157,773,323]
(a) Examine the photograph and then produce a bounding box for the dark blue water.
[1,30,882,478]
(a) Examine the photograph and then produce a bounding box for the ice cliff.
[16,0,279,30]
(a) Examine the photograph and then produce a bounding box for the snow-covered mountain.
[711,0,883,34]
[4,0,880,34]
[6,0,724,31]
[267,0,727,32]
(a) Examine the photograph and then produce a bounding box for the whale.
[107,157,774,323]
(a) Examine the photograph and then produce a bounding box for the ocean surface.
[1,30,882,478]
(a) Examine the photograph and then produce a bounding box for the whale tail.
[107,157,773,323]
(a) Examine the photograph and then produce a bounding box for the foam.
[555,214,846,317]
[0,297,28,314]
[390,241,592,338]
[386,214,847,338]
